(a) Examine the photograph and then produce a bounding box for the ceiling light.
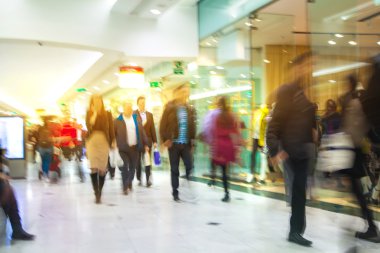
[150,9,161,15]
[348,40,357,45]
[245,22,253,27]
[335,34,344,38]
[212,37,218,43]
[254,18,262,22]
[128,62,138,66]
[103,80,110,84]
[206,42,212,46]
[240,74,247,78]
[377,41,380,46]
[193,75,201,79]
[263,59,271,63]
[328,80,337,83]
[187,62,198,72]
[328,40,336,45]
[216,66,224,70]
[209,71,217,75]
[93,86,100,91]
[341,16,349,20]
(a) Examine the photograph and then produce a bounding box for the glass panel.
[198,0,274,39]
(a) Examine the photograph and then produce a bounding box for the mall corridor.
[0,163,378,253]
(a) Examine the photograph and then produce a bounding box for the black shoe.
[123,189,129,195]
[173,195,180,202]
[147,182,152,188]
[222,193,230,202]
[138,181,142,186]
[355,227,380,243]
[12,230,35,241]
[207,180,215,187]
[288,233,312,247]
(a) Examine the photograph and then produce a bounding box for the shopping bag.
[316,132,355,172]
[153,148,161,165]
[109,148,124,168]
[144,151,151,166]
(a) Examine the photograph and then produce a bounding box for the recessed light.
[206,42,212,46]
[348,40,357,46]
[209,71,217,75]
[216,66,224,70]
[329,80,337,83]
[240,74,247,78]
[263,59,271,63]
[193,75,201,79]
[377,41,380,46]
[212,38,218,43]
[341,16,348,21]
[328,40,336,45]
[103,80,110,84]
[93,86,100,91]
[245,22,253,27]
[335,34,344,38]
[254,18,262,22]
[150,9,161,15]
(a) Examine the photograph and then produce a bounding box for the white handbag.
[316,132,355,172]
[109,148,124,168]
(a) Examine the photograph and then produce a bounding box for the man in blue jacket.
[114,101,148,194]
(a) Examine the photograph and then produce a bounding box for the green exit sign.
[150,81,161,88]
[76,88,87,92]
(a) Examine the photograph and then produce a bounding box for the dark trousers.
[286,157,308,234]
[137,148,152,183]
[251,138,259,174]
[0,178,23,233]
[119,148,139,190]
[168,143,192,197]
[351,149,376,229]
[209,162,228,194]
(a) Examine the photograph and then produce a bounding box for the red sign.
[119,66,144,74]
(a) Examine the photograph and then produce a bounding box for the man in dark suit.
[114,101,148,194]
[267,52,316,247]
[135,96,157,187]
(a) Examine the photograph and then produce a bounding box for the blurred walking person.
[209,96,241,202]
[342,71,380,243]
[85,94,115,204]
[37,117,54,180]
[135,96,157,187]
[159,83,196,201]
[114,101,148,195]
[267,52,316,247]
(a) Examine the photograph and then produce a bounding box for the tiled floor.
[1,160,380,253]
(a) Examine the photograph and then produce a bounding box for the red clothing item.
[60,122,77,147]
[211,113,240,165]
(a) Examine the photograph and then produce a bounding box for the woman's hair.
[325,99,337,112]
[216,96,234,128]
[88,94,106,115]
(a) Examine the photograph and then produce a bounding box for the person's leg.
[0,179,35,240]
[221,164,230,202]
[290,159,308,234]
[251,138,259,175]
[168,144,180,199]
[288,157,311,246]
[181,145,193,180]
[119,151,129,193]
[90,171,100,203]
[136,151,143,184]
[146,147,152,186]
[127,148,139,191]
[208,161,216,186]
[40,148,52,176]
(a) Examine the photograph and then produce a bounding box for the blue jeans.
[38,147,53,175]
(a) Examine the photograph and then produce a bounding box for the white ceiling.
[0,0,198,117]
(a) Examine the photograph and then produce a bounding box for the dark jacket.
[134,110,157,148]
[114,113,148,152]
[266,83,316,159]
[159,101,196,145]
[86,111,115,146]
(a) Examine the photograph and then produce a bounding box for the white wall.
[0,0,199,58]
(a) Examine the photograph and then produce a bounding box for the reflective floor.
[1,160,380,253]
